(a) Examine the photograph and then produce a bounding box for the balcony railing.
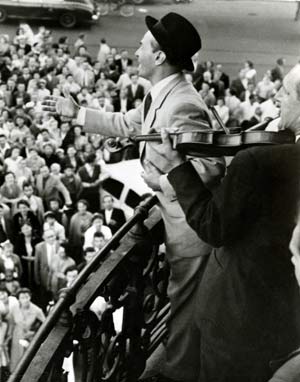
[8,195,170,382]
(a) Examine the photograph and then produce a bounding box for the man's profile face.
[103,197,113,210]
[276,65,300,131]
[135,31,158,81]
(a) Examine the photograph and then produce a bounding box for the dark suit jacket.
[168,143,300,357]
[126,84,145,103]
[100,208,126,234]
[114,58,133,74]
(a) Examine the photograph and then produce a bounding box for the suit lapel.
[140,74,183,155]
[142,74,183,134]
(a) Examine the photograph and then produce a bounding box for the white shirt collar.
[150,73,179,103]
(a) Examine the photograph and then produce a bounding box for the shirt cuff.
[76,107,86,126]
[159,174,177,200]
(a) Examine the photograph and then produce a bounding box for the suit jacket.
[35,174,72,206]
[126,84,145,103]
[83,73,225,259]
[100,208,126,234]
[34,241,60,290]
[115,58,133,74]
[168,143,300,357]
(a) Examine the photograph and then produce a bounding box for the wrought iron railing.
[8,195,170,382]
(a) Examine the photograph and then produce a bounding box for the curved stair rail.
[8,195,170,382]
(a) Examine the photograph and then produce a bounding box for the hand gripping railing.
[8,195,169,382]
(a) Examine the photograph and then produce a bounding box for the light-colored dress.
[10,302,45,371]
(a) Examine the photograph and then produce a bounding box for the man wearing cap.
[43,13,224,381]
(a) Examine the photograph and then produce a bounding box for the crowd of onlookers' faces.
[0,21,286,377]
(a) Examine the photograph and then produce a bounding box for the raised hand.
[42,91,80,119]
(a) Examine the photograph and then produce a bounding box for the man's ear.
[155,51,167,66]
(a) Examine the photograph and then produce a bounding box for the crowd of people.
[0,14,296,381]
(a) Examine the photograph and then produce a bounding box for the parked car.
[101,159,153,219]
[0,0,100,28]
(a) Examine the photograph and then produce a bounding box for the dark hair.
[77,199,89,208]
[16,287,32,299]
[93,231,104,239]
[64,265,78,275]
[17,199,30,208]
[92,213,104,223]
[0,286,10,295]
[84,247,96,256]
[85,153,96,163]
[23,181,33,190]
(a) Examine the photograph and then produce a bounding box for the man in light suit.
[43,12,224,382]
[145,65,300,381]
[34,228,60,310]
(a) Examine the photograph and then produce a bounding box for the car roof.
[104,159,153,196]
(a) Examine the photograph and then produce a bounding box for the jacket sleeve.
[82,103,142,137]
[167,149,257,247]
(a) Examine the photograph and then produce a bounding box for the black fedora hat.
[145,12,201,72]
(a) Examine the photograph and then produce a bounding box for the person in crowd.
[68,199,92,262]
[141,63,300,381]
[9,288,45,372]
[43,211,65,243]
[61,165,83,207]
[41,143,59,168]
[97,38,111,66]
[100,195,126,235]
[0,172,22,211]
[24,147,46,176]
[213,97,229,128]
[47,198,68,230]
[84,213,112,248]
[35,165,72,208]
[14,222,40,288]
[126,72,145,105]
[0,240,22,296]
[48,243,75,297]
[0,204,13,245]
[4,145,22,175]
[34,228,60,310]
[22,182,44,225]
[60,145,83,172]
[271,57,285,82]
[13,199,40,237]
[77,153,102,212]
[77,247,97,272]
[92,231,106,252]
[42,13,226,382]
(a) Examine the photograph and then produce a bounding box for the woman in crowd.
[9,288,45,371]
[0,241,22,296]
[0,172,22,211]
[14,223,41,288]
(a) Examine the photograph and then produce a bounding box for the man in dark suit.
[142,64,300,381]
[114,50,133,74]
[126,73,145,105]
[100,195,126,235]
[34,228,60,310]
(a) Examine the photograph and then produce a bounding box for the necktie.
[144,92,152,121]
